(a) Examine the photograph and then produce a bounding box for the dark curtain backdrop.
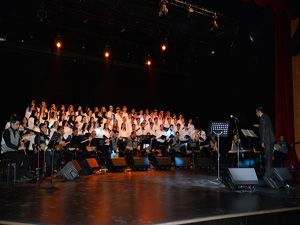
[254,0,300,168]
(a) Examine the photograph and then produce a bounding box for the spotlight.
[159,0,168,17]
[146,59,152,66]
[145,54,152,67]
[56,41,62,49]
[103,45,111,60]
[104,50,110,58]
[54,36,63,49]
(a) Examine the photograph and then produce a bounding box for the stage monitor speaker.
[80,158,100,175]
[156,157,172,170]
[111,158,127,171]
[133,157,150,170]
[71,159,82,173]
[112,157,127,167]
[225,168,258,190]
[60,160,80,181]
[174,157,190,168]
[266,167,294,189]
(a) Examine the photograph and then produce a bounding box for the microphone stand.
[233,118,242,168]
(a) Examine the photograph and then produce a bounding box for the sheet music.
[241,129,258,138]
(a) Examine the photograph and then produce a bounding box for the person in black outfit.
[255,106,276,179]
[34,123,50,177]
[45,125,66,176]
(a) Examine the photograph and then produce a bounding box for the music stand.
[241,129,257,150]
[208,121,230,183]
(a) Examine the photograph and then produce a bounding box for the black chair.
[0,153,17,184]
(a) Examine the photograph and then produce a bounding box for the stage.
[0,165,300,225]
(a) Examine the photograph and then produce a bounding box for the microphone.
[230,115,239,120]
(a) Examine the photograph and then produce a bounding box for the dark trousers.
[125,149,135,168]
[264,143,274,177]
[97,145,113,170]
[45,149,61,175]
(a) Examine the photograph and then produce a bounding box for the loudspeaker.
[111,158,127,171]
[112,157,127,167]
[71,159,82,173]
[174,157,190,168]
[266,167,294,189]
[156,157,172,170]
[60,160,81,181]
[225,168,258,190]
[80,158,100,175]
[133,157,150,170]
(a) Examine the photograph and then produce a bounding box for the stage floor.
[0,166,300,225]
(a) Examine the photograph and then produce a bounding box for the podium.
[208,121,230,182]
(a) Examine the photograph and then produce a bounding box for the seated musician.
[1,115,33,181]
[207,135,218,168]
[124,131,140,169]
[227,133,241,167]
[21,126,38,172]
[189,127,207,165]
[179,123,192,152]
[273,135,290,167]
[110,129,120,158]
[167,131,181,165]
[45,125,67,176]
[118,122,130,157]
[152,124,168,156]
[100,122,113,171]
[230,134,238,151]
[137,121,151,157]
[32,123,50,177]
[66,128,84,161]
[81,130,98,160]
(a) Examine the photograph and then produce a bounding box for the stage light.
[104,50,110,58]
[145,54,152,67]
[56,41,62,49]
[161,43,167,51]
[187,5,194,18]
[54,37,63,49]
[103,44,111,60]
[159,0,168,17]
[210,13,219,31]
[161,37,168,52]
[146,59,152,66]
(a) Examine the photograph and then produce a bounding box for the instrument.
[23,127,50,139]
[55,141,70,151]
[18,142,27,155]
[273,143,288,154]
[39,140,49,151]
[228,149,249,154]
[80,138,90,144]
[86,146,97,152]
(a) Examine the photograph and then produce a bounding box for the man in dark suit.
[256,106,276,179]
